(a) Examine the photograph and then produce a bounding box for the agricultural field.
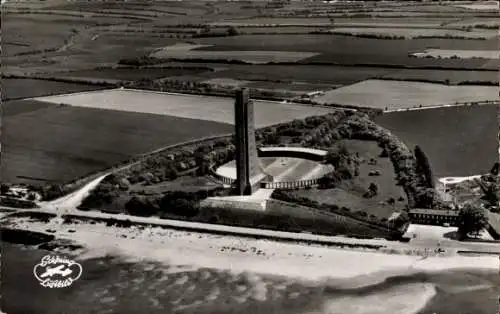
[3,100,58,117]
[195,34,497,69]
[194,63,498,88]
[293,140,406,220]
[2,16,76,57]
[314,79,498,110]
[201,78,251,88]
[329,27,496,39]
[209,17,333,27]
[1,104,233,185]
[446,17,500,28]
[55,67,213,81]
[199,64,396,86]
[377,69,499,85]
[375,104,498,178]
[151,43,319,64]
[2,78,107,101]
[3,1,499,187]
[33,88,337,128]
[210,16,496,28]
[244,81,334,93]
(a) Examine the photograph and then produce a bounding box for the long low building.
[408,208,459,226]
[258,146,328,162]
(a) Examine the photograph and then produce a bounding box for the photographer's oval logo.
[33,255,82,288]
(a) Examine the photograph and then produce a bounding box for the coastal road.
[2,204,500,257]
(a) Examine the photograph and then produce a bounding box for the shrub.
[0,184,10,195]
[227,26,239,36]
[125,196,157,217]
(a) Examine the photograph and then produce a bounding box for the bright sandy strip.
[411,49,499,59]
[33,88,336,128]
[314,79,498,110]
[8,217,498,286]
[151,43,318,63]
[330,27,495,39]
[453,2,499,10]
[438,175,484,185]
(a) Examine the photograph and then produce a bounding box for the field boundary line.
[28,88,119,101]
[384,100,500,113]
[119,87,343,109]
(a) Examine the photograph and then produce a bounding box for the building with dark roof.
[408,208,459,226]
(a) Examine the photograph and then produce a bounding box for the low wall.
[210,169,236,185]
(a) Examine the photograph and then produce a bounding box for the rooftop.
[409,208,459,216]
[258,146,328,156]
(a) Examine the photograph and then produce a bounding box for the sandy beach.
[2,213,499,314]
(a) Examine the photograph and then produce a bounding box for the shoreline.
[1,219,498,314]
[4,216,497,282]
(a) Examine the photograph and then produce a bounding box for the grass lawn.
[130,176,222,196]
[1,106,233,185]
[294,140,406,220]
[375,104,498,177]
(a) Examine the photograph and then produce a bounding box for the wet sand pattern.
[1,243,499,314]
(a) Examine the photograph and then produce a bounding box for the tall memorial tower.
[234,88,267,195]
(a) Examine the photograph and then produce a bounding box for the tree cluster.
[457,204,489,240]
[308,114,442,209]
[125,188,228,218]
[270,189,407,232]
[319,143,360,189]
